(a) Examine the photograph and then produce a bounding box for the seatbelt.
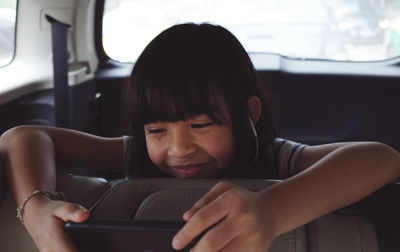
[45,15,71,128]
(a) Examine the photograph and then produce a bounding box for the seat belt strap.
[45,15,71,128]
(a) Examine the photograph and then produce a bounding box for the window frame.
[0,0,18,68]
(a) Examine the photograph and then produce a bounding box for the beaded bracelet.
[16,190,66,224]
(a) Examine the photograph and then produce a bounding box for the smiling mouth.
[172,163,210,177]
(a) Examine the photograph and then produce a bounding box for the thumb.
[53,202,90,223]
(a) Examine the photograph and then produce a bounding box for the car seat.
[0,172,381,252]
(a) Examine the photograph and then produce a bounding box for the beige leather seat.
[91,178,379,252]
[0,172,379,252]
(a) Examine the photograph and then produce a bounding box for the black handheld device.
[64,220,200,252]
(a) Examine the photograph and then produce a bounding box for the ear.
[247,96,262,124]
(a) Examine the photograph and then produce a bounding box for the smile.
[171,162,210,177]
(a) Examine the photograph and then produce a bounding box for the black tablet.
[64,220,199,252]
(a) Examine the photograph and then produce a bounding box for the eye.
[146,128,166,134]
[191,122,214,129]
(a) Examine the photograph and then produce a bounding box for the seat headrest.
[91,178,306,252]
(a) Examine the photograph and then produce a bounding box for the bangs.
[135,73,228,126]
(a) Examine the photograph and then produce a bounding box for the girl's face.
[144,111,235,178]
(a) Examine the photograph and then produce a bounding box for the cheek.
[146,139,166,167]
[205,128,235,165]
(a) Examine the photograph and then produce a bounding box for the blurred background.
[102,0,400,62]
[1,0,399,67]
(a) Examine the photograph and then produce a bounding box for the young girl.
[1,23,399,252]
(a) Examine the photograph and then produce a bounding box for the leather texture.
[91,178,379,252]
[307,213,379,252]
[132,188,307,252]
[0,175,379,252]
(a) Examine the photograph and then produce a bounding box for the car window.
[102,0,400,63]
[0,0,17,68]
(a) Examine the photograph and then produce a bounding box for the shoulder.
[273,138,307,179]
[294,141,373,174]
[273,138,306,153]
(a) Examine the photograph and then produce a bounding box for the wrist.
[258,185,289,237]
[22,194,52,224]
[18,190,65,225]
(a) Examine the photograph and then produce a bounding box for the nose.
[168,127,197,158]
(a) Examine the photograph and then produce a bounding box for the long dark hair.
[124,23,277,178]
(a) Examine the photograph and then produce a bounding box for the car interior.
[0,0,400,251]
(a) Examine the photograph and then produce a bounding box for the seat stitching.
[289,230,293,252]
[135,189,205,218]
[296,228,302,252]
[355,217,364,252]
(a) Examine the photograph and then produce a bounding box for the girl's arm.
[0,125,123,207]
[261,142,400,237]
[172,142,400,251]
[0,125,124,251]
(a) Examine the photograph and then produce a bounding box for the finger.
[173,192,232,250]
[53,202,90,223]
[192,216,239,252]
[183,181,237,220]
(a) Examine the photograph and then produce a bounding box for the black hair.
[124,23,277,178]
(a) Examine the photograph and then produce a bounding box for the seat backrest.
[91,178,379,252]
[0,173,380,252]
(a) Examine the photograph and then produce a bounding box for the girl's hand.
[172,182,279,252]
[22,195,90,252]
